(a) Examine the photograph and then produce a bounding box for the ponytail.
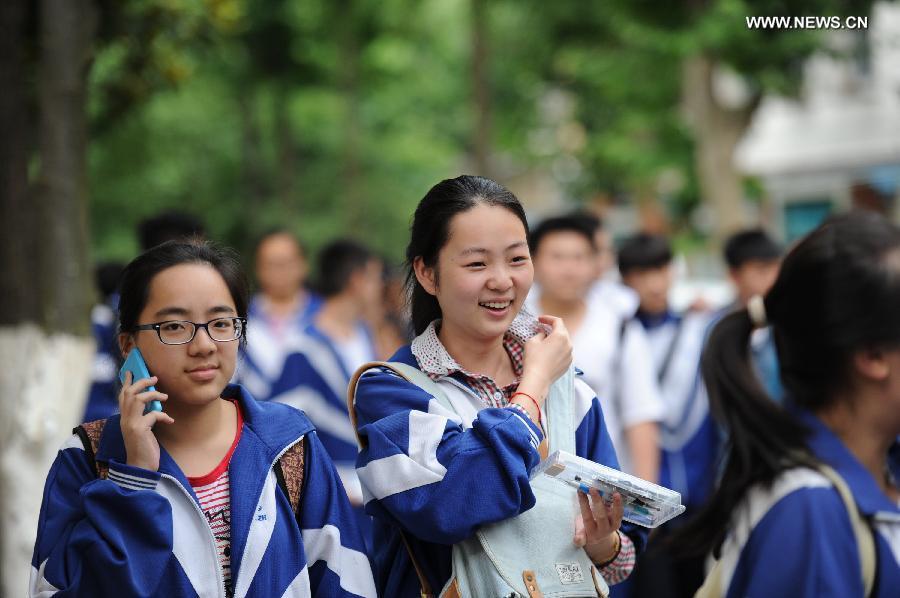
[672,308,809,557]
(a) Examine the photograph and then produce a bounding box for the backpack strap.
[75,419,109,480]
[274,438,306,517]
[76,417,307,519]
[348,361,437,597]
[816,464,876,597]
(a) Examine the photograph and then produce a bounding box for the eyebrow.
[153,305,236,319]
[459,241,528,257]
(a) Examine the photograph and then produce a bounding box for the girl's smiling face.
[119,263,240,407]
[415,203,533,343]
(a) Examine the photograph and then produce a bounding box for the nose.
[187,324,217,355]
[486,264,514,292]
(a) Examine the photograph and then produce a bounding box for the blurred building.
[736,2,900,242]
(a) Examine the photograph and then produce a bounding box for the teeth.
[480,301,511,309]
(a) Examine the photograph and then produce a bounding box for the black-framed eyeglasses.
[134,317,247,345]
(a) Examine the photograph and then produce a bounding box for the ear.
[412,257,437,296]
[118,332,135,359]
[852,348,890,382]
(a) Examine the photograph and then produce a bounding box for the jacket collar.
[798,410,900,518]
[95,384,315,475]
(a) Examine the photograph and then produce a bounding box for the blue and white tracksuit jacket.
[266,323,375,501]
[637,310,720,511]
[265,323,377,545]
[353,345,649,597]
[715,411,900,597]
[29,385,376,598]
[235,293,322,402]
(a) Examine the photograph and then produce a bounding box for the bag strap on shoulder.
[816,464,876,596]
[76,418,306,518]
[274,438,306,516]
[75,419,109,480]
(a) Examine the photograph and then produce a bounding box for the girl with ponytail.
[679,211,900,597]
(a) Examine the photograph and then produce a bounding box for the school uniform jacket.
[353,345,649,597]
[716,411,900,597]
[637,310,720,511]
[29,385,376,598]
[235,294,322,402]
[266,323,376,502]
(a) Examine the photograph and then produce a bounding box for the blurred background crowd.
[1,1,899,596]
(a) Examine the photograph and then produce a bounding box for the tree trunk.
[34,0,96,334]
[682,53,759,241]
[0,1,96,594]
[471,0,492,177]
[0,0,38,327]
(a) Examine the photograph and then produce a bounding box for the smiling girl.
[29,240,375,598]
[349,176,647,597]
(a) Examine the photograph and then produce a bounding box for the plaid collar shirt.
[410,311,539,408]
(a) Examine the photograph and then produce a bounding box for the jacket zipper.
[161,473,227,598]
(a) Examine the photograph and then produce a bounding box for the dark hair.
[569,211,603,234]
[723,228,782,268]
[252,228,307,260]
[117,240,250,347]
[674,210,900,558]
[94,261,125,302]
[406,175,528,335]
[137,210,207,252]
[315,239,375,298]
[528,215,596,255]
[617,233,673,276]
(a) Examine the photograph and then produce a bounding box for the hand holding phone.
[119,348,163,414]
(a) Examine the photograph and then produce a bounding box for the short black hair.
[95,261,125,302]
[617,233,673,275]
[723,229,782,268]
[568,211,603,234]
[529,215,596,254]
[316,239,375,298]
[137,211,206,251]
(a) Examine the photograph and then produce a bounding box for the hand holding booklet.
[532,450,686,528]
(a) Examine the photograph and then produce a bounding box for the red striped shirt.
[188,400,243,587]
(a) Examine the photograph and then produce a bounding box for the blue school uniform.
[637,310,721,510]
[265,323,377,544]
[235,292,322,401]
[714,411,900,597]
[29,385,375,598]
[82,299,120,422]
[353,343,648,597]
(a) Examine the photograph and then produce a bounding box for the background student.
[527,215,664,483]
[235,229,321,401]
[617,232,721,597]
[721,228,784,402]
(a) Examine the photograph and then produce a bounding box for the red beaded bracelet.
[510,391,542,425]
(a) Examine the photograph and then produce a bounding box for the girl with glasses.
[349,176,647,597]
[29,240,375,598]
